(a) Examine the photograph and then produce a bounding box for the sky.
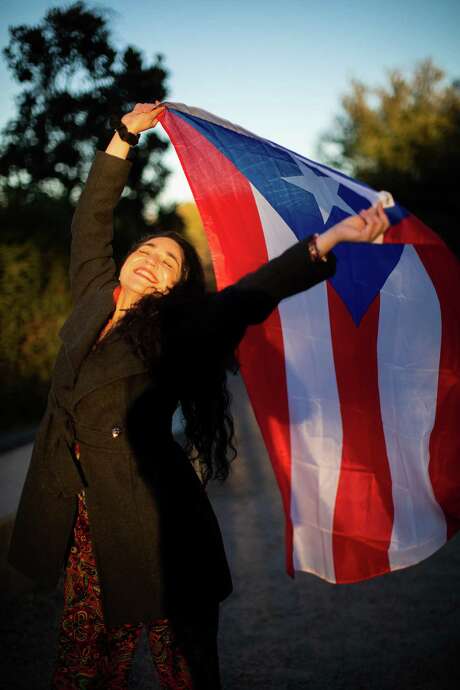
[1,0,459,205]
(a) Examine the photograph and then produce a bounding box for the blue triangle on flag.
[329,243,404,325]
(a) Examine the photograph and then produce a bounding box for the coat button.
[111,426,122,439]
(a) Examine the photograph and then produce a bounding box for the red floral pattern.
[51,491,199,689]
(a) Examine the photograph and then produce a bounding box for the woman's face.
[119,236,185,297]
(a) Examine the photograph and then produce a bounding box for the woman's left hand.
[121,101,165,135]
[333,202,390,244]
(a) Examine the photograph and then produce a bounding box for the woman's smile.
[134,266,159,284]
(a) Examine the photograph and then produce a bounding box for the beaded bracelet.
[307,233,328,262]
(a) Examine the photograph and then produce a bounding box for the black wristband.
[109,115,140,147]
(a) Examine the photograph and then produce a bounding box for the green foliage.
[0,243,71,430]
[0,244,70,378]
[319,59,460,256]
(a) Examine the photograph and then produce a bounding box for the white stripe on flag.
[378,244,446,569]
[251,185,343,582]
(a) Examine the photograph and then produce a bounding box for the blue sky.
[1,0,459,204]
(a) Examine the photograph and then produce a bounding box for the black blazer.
[8,151,337,627]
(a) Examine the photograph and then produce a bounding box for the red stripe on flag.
[384,214,445,247]
[415,243,460,539]
[161,109,295,575]
[327,285,394,582]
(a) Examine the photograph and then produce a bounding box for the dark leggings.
[52,491,221,689]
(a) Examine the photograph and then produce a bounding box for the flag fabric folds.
[159,103,460,584]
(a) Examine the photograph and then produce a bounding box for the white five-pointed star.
[282,160,355,224]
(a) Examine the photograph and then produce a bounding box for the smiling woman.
[119,236,185,299]
[7,101,389,690]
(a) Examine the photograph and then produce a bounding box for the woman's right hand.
[315,202,390,259]
[121,101,166,135]
[332,202,390,245]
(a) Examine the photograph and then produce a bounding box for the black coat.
[8,151,336,627]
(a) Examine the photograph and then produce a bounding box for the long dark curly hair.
[111,230,238,485]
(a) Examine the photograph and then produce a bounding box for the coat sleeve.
[166,239,337,358]
[69,151,132,305]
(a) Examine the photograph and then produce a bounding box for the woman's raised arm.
[69,103,164,305]
[69,152,131,305]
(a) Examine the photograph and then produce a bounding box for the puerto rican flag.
[159,103,460,583]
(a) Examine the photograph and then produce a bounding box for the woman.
[7,103,389,689]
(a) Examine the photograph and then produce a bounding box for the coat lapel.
[72,335,150,407]
[58,285,117,375]
[58,284,150,406]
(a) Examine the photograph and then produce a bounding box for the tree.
[0,2,183,430]
[319,59,460,256]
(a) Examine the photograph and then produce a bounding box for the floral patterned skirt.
[51,490,221,689]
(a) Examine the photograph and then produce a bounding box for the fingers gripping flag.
[159,103,460,584]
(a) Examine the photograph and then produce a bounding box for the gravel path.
[1,374,459,689]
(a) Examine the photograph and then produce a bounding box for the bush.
[0,243,71,430]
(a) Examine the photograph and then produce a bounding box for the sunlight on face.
[119,236,184,297]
